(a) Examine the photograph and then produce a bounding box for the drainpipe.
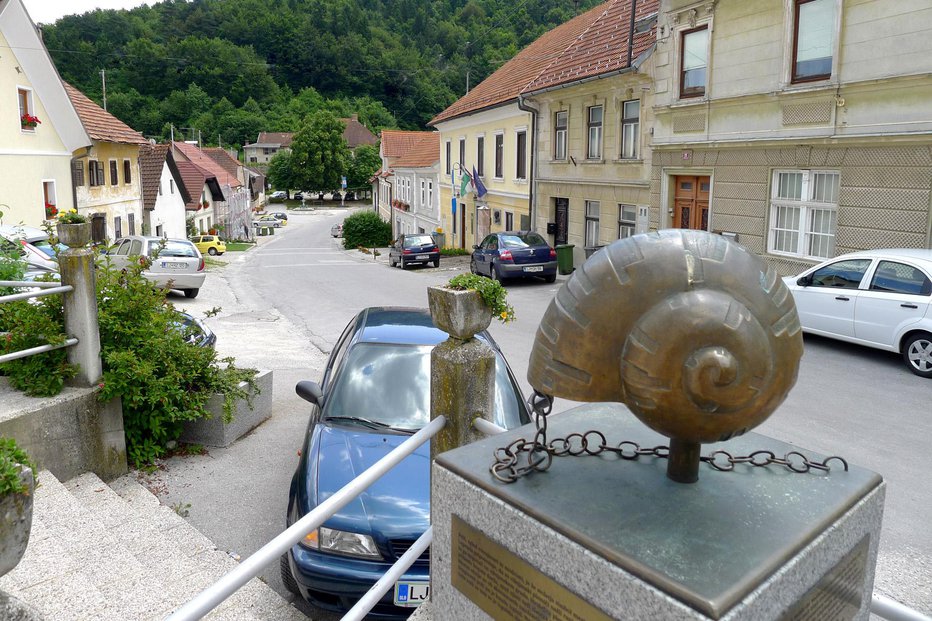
[517,95,539,232]
[627,0,638,68]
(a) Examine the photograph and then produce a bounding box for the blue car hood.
[310,424,430,539]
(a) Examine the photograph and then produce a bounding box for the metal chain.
[491,391,850,483]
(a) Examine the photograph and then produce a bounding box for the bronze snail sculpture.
[528,229,804,483]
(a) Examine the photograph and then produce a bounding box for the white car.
[107,236,206,298]
[0,224,65,272]
[783,249,932,377]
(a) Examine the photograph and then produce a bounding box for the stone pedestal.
[426,404,884,621]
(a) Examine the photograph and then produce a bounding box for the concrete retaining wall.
[0,379,126,482]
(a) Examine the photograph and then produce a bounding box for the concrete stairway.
[0,470,306,621]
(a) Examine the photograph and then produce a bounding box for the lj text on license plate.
[394,581,429,607]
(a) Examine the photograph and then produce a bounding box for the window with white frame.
[768,170,839,259]
[114,216,123,240]
[515,130,527,180]
[494,133,504,178]
[554,110,567,160]
[420,179,426,206]
[18,87,36,131]
[445,141,451,175]
[585,200,600,247]
[792,0,835,83]
[459,139,466,171]
[680,26,709,98]
[618,204,637,239]
[89,160,104,187]
[620,100,640,159]
[587,106,603,159]
[427,180,433,209]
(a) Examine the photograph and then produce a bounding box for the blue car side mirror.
[296,380,323,406]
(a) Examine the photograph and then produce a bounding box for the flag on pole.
[459,168,472,196]
[472,166,487,198]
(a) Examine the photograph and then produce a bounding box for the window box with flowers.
[201,200,210,210]
[44,203,58,220]
[20,114,41,130]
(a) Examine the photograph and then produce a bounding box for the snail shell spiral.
[528,229,803,444]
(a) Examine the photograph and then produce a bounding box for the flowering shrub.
[57,208,87,224]
[20,113,40,129]
[446,273,515,323]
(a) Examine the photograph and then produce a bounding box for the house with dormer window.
[650,0,932,275]
[0,0,90,227]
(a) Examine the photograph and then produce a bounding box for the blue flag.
[472,166,487,198]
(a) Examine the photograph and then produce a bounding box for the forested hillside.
[40,0,599,149]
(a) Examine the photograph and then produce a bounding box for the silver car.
[107,236,206,298]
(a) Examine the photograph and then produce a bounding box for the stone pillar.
[427,286,495,461]
[59,247,102,386]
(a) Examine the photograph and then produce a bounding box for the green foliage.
[440,247,470,256]
[266,150,297,194]
[0,295,77,397]
[342,211,391,249]
[446,273,515,323]
[40,0,602,139]
[94,257,259,467]
[0,437,37,496]
[290,111,347,191]
[346,144,381,191]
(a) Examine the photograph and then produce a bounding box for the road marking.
[259,262,378,268]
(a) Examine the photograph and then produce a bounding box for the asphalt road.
[155,208,931,618]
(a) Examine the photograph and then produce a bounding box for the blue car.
[281,307,530,618]
[470,231,558,283]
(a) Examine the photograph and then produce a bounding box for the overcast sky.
[23,1,150,25]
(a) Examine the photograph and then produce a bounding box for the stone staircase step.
[0,471,303,621]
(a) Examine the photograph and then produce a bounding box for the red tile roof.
[172,141,241,188]
[175,160,211,211]
[392,133,440,169]
[342,115,378,149]
[203,147,241,180]
[63,82,148,145]
[524,0,658,93]
[139,144,191,210]
[429,0,658,125]
[256,132,294,147]
[381,130,434,158]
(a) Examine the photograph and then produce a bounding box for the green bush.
[94,258,258,466]
[1,252,258,467]
[440,247,470,256]
[342,210,391,249]
[0,436,37,496]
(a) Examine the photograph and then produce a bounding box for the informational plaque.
[781,537,869,621]
[451,514,612,621]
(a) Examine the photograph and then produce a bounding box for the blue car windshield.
[324,343,526,431]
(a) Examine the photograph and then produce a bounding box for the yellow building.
[65,83,148,242]
[0,0,90,227]
[429,10,609,250]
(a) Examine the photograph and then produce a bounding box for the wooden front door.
[555,197,569,245]
[673,175,710,230]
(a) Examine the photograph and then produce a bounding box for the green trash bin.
[556,244,574,275]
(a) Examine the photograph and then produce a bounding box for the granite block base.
[429,404,885,621]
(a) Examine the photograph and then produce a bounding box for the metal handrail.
[0,280,77,363]
[164,415,447,621]
[872,594,932,621]
[343,526,433,621]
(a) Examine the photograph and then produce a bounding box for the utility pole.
[100,69,107,111]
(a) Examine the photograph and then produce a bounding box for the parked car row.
[107,236,206,298]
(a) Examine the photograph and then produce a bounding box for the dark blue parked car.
[281,307,530,618]
[470,231,557,283]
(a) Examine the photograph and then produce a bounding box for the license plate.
[416,254,429,260]
[394,581,429,607]
[523,266,543,272]
[162,262,187,270]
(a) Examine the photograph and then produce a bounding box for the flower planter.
[56,222,91,247]
[428,286,492,341]
[0,466,34,579]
